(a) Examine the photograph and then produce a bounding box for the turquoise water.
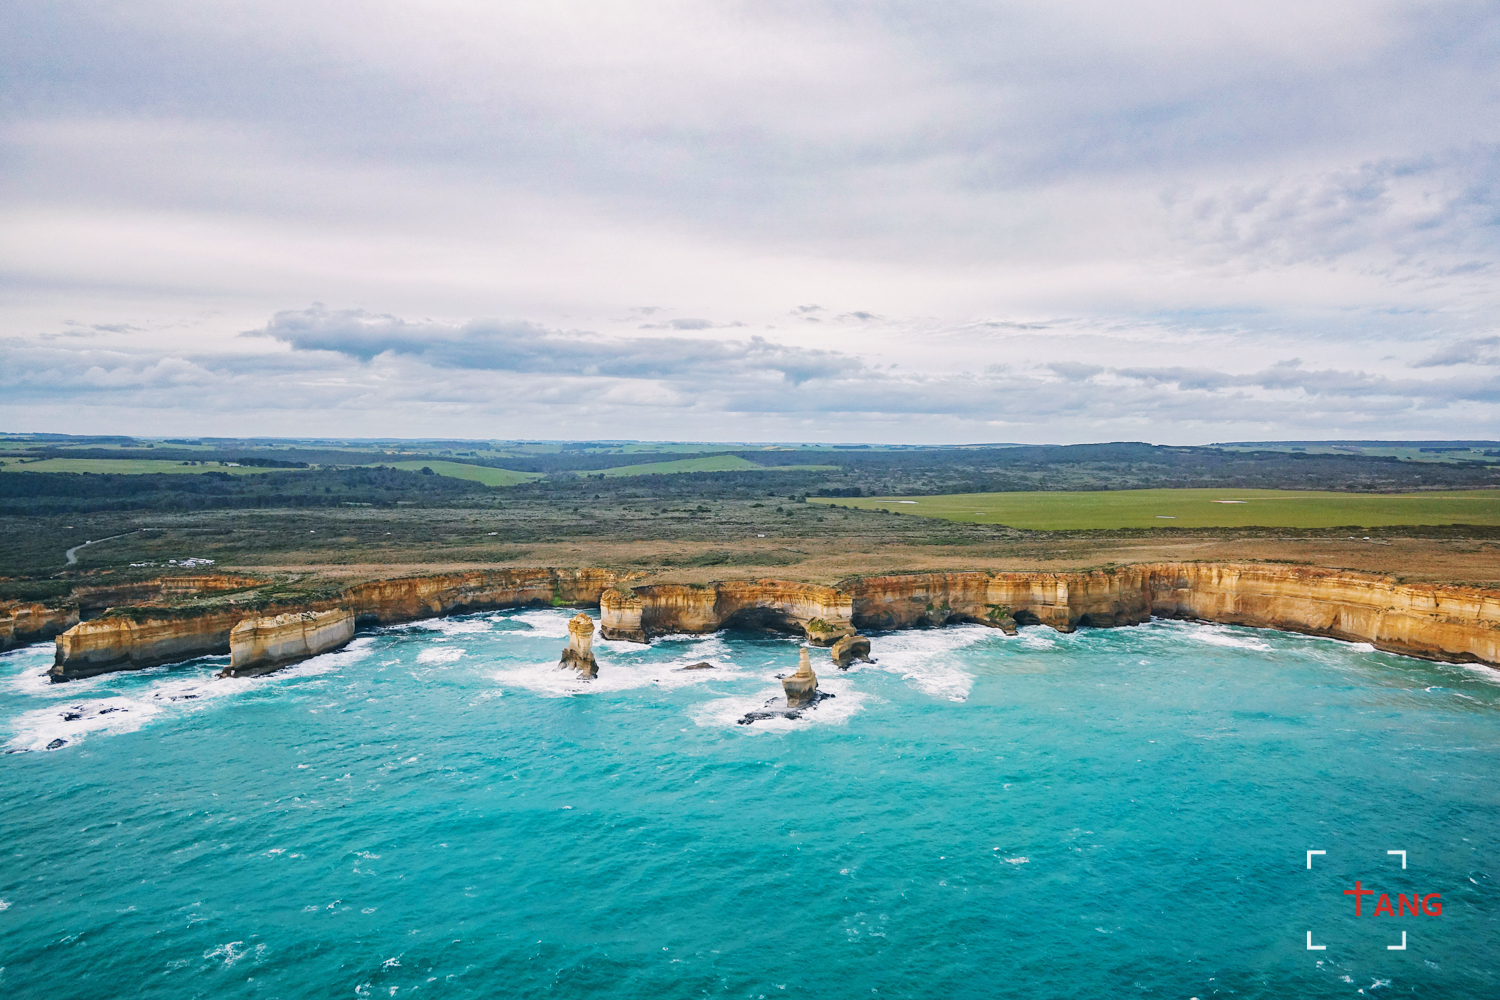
[1,611,1497,999]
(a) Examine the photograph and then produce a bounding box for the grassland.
[1214,441,1499,464]
[594,456,839,477]
[810,488,1500,529]
[0,459,282,476]
[375,460,541,486]
[6,443,1500,600]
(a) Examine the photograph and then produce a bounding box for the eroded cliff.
[51,567,627,681]
[842,564,1500,666]
[602,565,1500,668]
[43,562,1500,681]
[600,579,853,644]
[224,609,355,677]
[1,602,80,653]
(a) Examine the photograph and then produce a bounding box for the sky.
[2,1,1498,444]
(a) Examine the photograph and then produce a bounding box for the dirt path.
[64,533,133,566]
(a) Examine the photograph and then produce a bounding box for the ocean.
[1,611,1496,998]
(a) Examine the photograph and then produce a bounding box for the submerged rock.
[559,613,599,679]
[45,738,67,750]
[677,661,716,670]
[737,689,835,725]
[782,648,819,708]
[829,634,873,669]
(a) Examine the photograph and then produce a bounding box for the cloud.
[1413,336,1500,367]
[253,306,857,384]
[2,3,1499,440]
[1048,358,1500,405]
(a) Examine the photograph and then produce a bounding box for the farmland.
[0,458,282,476]
[809,488,1500,530]
[375,461,540,486]
[595,456,839,477]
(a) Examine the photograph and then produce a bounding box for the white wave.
[2,646,67,697]
[509,609,576,638]
[690,674,867,731]
[650,634,737,669]
[491,649,746,698]
[1016,627,1059,650]
[415,647,465,665]
[1186,625,1271,651]
[9,695,164,750]
[855,626,992,701]
[2,640,367,751]
[401,615,496,636]
[1460,663,1500,687]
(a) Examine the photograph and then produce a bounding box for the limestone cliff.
[600,579,854,644]
[70,575,264,614]
[1,602,79,653]
[603,565,1500,668]
[223,609,355,677]
[559,612,599,678]
[52,567,626,681]
[46,562,1500,681]
[52,609,243,680]
[341,567,622,625]
[844,565,1500,666]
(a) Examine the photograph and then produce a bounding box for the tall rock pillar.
[560,613,599,678]
[782,647,819,707]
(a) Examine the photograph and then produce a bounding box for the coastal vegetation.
[2,437,1499,601]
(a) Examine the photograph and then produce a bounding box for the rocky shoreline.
[7,562,1497,681]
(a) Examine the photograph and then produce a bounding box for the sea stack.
[222,608,355,677]
[782,647,819,707]
[830,634,872,669]
[560,612,599,678]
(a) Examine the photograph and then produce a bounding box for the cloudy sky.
[3,1,1498,443]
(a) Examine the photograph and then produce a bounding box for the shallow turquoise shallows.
[2,612,1497,999]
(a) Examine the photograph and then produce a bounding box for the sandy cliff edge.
[39,562,1500,680]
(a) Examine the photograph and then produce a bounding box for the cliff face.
[46,562,1500,680]
[52,610,242,680]
[1,602,80,652]
[601,580,854,644]
[70,575,264,614]
[602,565,1499,668]
[224,609,355,677]
[1139,563,1500,665]
[342,567,621,625]
[51,567,626,681]
[846,565,1500,666]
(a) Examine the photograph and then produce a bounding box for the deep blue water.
[1,611,1497,999]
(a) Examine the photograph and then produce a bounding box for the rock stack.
[829,634,872,669]
[782,647,819,708]
[559,612,599,678]
[222,608,355,677]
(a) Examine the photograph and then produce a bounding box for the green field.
[809,488,1500,529]
[1215,442,1500,465]
[377,461,541,486]
[595,456,839,477]
[0,459,283,476]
